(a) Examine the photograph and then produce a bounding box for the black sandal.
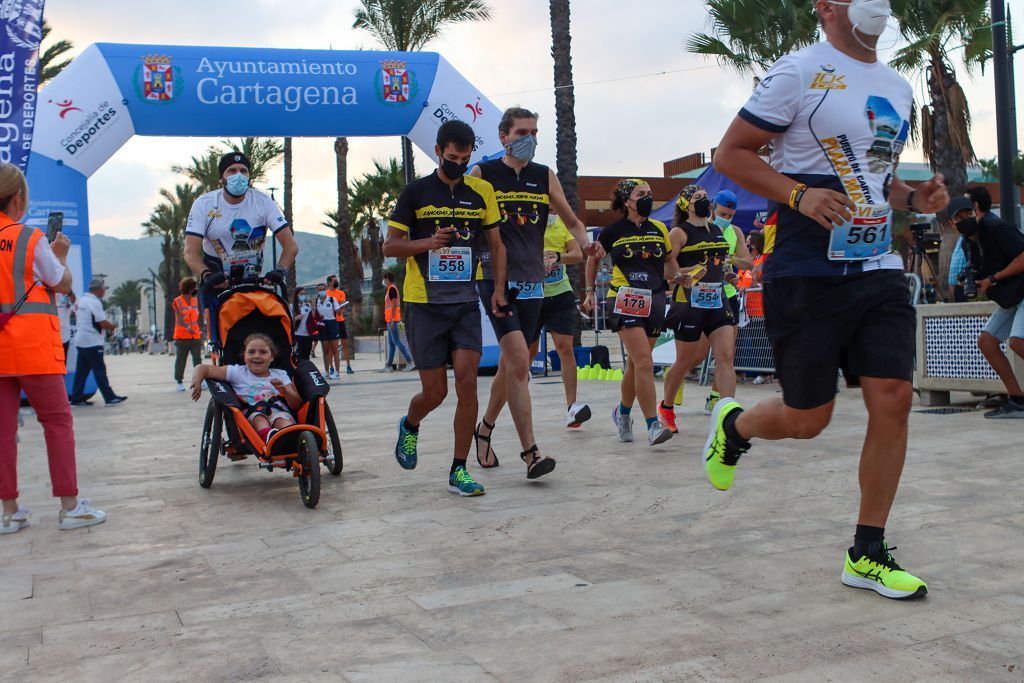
[475,419,499,468]
[521,445,556,480]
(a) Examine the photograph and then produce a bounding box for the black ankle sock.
[661,401,674,412]
[722,409,748,445]
[404,418,419,434]
[1010,395,1024,406]
[451,458,467,474]
[852,524,884,558]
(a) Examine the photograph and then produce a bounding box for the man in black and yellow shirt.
[468,107,598,480]
[383,120,507,497]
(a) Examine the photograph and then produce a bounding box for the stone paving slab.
[2,352,1022,681]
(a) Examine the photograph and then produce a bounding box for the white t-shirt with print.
[185,188,288,277]
[294,302,313,337]
[225,364,291,407]
[315,295,340,321]
[739,40,911,277]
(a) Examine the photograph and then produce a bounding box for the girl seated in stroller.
[190,332,300,442]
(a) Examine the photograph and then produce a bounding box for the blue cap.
[712,190,738,209]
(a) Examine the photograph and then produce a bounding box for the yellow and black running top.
[388,172,500,304]
[476,159,551,282]
[672,221,730,303]
[596,217,672,295]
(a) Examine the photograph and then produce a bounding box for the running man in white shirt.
[706,0,949,600]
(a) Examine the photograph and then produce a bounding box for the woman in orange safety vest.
[0,162,106,534]
[382,272,412,371]
[172,276,203,391]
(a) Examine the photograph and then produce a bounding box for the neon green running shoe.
[703,398,749,491]
[448,466,485,497]
[842,543,928,599]
[395,417,418,470]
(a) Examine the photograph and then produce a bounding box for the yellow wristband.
[789,183,808,209]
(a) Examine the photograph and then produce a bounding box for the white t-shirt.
[73,292,107,348]
[185,188,288,278]
[739,40,911,278]
[57,294,73,344]
[315,295,340,321]
[294,301,313,337]
[225,364,291,406]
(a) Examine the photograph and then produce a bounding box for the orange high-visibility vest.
[172,294,201,340]
[384,284,402,323]
[326,287,346,322]
[0,220,66,375]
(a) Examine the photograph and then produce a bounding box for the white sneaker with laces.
[566,402,592,429]
[175,382,186,392]
[613,405,634,443]
[648,422,673,446]
[58,499,107,530]
[1,507,30,534]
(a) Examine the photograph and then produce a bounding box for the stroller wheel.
[324,403,343,476]
[199,399,222,489]
[297,431,321,509]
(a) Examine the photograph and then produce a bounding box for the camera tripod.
[908,240,948,303]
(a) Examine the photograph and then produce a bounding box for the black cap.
[947,196,974,217]
[218,152,251,177]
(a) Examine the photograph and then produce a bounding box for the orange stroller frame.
[197,283,342,508]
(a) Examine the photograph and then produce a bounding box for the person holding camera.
[953,189,1024,419]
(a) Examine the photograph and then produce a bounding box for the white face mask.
[829,0,890,37]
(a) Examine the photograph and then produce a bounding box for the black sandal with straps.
[474,419,499,468]
[521,445,556,480]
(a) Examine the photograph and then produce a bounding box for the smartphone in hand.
[46,212,64,242]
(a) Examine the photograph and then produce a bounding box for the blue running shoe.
[395,416,418,470]
[448,466,485,496]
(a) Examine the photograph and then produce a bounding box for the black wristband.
[793,187,807,211]
[555,252,561,263]
[906,189,917,212]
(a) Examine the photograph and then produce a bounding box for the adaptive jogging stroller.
[198,280,342,508]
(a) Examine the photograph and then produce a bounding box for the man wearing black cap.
[184,152,298,345]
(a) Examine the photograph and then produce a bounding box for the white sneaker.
[175,382,186,392]
[612,405,634,443]
[1,507,30,534]
[567,402,592,429]
[58,499,107,530]
[648,422,673,446]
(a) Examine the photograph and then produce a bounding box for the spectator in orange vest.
[325,275,353,375]
[173,276,203,392]
[0,162,107,534]
[382,272,413,372]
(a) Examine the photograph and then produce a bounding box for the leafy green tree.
[979,152,1024,187]
[143,183,203,340]
[352,0,493,180]
[172,138,284,193]
[109,280,143,331]
[349,158,406,327]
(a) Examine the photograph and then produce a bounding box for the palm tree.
[331,137,364,328]
[38,20,73,88]
[143,183,203,340]
[349,158,406,327]
[283,137,296,292]
[109,280,143,331]
[172,138,284,192]
[685,0,820,82]
[352,0,493,182]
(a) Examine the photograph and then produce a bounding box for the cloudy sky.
[43,0,1024,239]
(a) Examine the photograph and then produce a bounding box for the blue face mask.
[713,215,732,230]
[298,294,307,303]
[225,173,249,197]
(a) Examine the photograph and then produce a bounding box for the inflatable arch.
[25,43,505,287]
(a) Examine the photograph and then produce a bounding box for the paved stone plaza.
[2,352,1022,681]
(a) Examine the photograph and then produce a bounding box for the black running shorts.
[405,301,483,370]
[606,290,667,338]
[337,320,348,340]
[539,291,577,336]
[478,279,543,344]
[319,319,341,341]
[666,300,735,343]
[764,269,915,410]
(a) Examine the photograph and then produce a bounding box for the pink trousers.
[0,374,78,500]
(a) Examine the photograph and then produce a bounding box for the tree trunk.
[927,51,968,295]
[369,220,386,330]
[550,0,584,346]
[283,137,296,292]
[401,136,416,186]
[334,137,364,330]
[161,239,174,341]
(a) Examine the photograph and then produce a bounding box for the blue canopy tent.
[650,166,768,234]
